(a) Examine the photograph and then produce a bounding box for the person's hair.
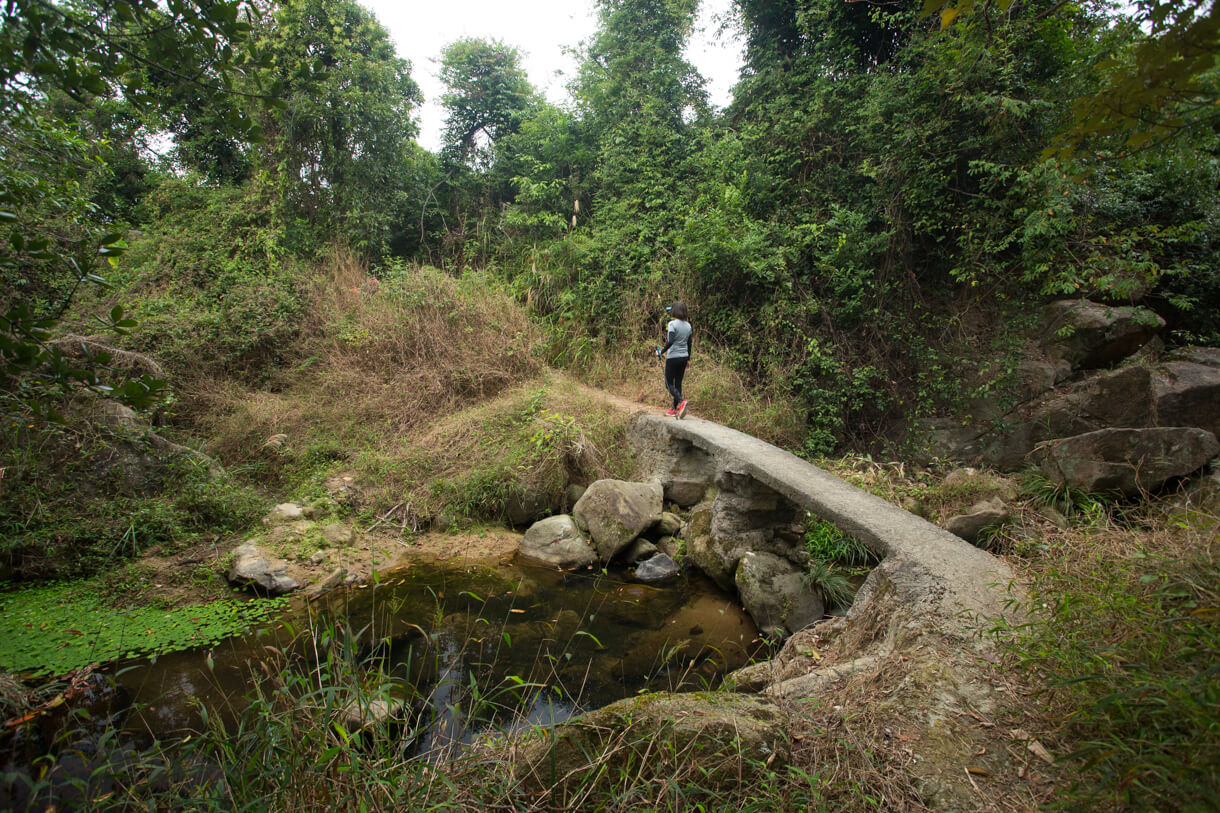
[670,301,688,320]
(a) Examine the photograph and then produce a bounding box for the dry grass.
[553,339,806,449]
[197,254,543,465]
[348,374,637,524]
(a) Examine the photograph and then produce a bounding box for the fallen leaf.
[1027,740,1054,764]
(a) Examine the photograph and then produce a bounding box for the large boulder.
[227,542,299,595]
[735,551,824,638]
[1041,299,1164,371]
[1033,427,1220,496]
[572,480,663,561]
[519,515,598,569]
[685,476,805,593]
[982,365,1155,470]
[500,692,789,797]
[1152,356,1220,439]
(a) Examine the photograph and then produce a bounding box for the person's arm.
[660,323,678,355]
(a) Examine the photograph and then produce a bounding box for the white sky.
[358,0,744,152]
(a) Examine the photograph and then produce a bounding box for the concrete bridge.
[628,414,1022,632]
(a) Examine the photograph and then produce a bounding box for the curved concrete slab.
[629,414,1022,626]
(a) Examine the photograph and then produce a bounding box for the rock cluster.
[531,462,830,639]
[517,479,683,583]
[224,501,359,596]
[925,299,1220,495]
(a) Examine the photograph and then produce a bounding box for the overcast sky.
[358,0,744,152]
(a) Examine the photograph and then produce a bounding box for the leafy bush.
[84,180,307,383]
[804,518,877,568]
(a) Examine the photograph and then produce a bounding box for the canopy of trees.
[2,0,1218,442]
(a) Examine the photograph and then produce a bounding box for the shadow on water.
[1,555,761,809]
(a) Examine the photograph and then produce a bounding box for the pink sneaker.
[677,400,688,419]
[665,407,678,416]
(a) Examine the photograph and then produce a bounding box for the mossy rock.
[505,692,790,798]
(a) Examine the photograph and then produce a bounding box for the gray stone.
[338,696,402,731]
[309,550,327,565]
[655,535,682,559]
[944,497,1010,544]
[735,551,824,638]
[652,511,683,537]
[622,538,658,563]
[914,416,988,463]
[263,503,313,526]
[942,468,1019,502]
[1167,346,1220,368]
[1037,504,1070,529]
[564,483,587,508]
[505,487,553,527]
[321,523,354,546]
[666,478,709,506]
[1041,299,1164,371]
[634,552,680,582]
[1034,427,1220,496]
[1152,358,1220,439]
[658,441,717,506]
[982,364,1156,470]
[226,542,299,595]
[316,567,347,593]
[1015,357,1070,397]
[572,479,664,561]
[519,515,598,569]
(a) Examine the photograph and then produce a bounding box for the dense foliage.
[4,0,1218,448]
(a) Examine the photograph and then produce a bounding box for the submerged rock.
[338,696,403,732]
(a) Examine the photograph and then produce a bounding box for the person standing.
[659,301,692,418]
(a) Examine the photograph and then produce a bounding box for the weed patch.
[1005,539,1220,809]
[0,579,286,677]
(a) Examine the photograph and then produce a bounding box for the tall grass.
[3,594,863,812]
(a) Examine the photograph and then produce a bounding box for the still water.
[1,555,761,808]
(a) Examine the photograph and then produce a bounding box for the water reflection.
[1,556,760,808]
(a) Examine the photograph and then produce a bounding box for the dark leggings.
[665,357,688,408]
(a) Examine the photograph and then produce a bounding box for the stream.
[1,555,761,809]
